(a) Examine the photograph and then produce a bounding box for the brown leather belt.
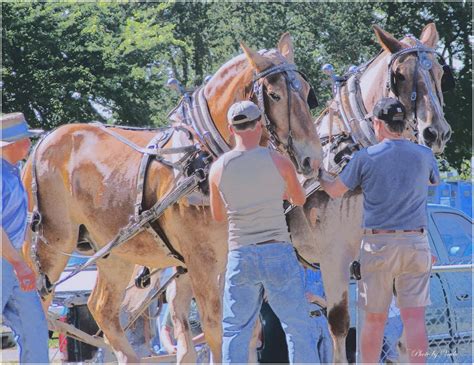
[365,228,424,235]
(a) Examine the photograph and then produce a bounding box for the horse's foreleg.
[189,265,223,364]
[166,272,196,364]
[89,257,138,364]
[321,258,352,364]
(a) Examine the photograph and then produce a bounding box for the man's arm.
[209,159,226,222]
[1,227,36,291]
[271,152,306,206]
[319,170,350,199]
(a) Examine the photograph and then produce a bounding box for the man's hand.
[305,292,327,308]
[12,260,36,291]
[318,168,349,199]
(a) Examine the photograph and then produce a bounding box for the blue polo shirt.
[1,159,28,249]
[339,139,440,230]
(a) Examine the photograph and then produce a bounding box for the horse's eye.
[396,72,405,82]
[268,91,281,102]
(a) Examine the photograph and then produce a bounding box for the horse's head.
[239,34,322,176]
[373,23,452,153]
[205,33,321,177]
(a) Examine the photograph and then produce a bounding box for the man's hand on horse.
[13,261,37,291]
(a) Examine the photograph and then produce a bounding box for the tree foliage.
[1,1,471,168]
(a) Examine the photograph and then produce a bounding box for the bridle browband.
[250,62,310,162]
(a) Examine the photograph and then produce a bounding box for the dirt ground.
[0,345,61,364]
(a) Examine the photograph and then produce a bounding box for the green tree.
[2,2,184,127]
[2,2,471,169]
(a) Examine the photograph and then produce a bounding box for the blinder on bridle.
[299,72,319,109]
[438,55,456,93]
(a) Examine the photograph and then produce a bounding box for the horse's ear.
[419,23,439,48]
[277,32,295,64]
[373,25,404,54]
[240,42,272,73]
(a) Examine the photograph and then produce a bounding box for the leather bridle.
[385,39,447,135]
[250,63,312,162]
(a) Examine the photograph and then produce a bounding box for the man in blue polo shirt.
[1,112,49,363]
[320,98,439,364]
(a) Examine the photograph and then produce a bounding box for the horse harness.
[28,123,204,296]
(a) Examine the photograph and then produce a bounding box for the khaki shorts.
[358,230,432,313]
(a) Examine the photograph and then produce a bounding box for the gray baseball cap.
[227,101,261,125]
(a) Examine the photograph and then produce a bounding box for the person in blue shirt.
[320,98,439,364]
[304,267,333,364]
[1,112,49,363]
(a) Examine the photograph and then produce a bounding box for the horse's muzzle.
[299,157,320,178]
[421,124,452,153]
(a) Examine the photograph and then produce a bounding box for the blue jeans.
[222,243,318,364]
[381,315,404,362]
[312,314,333,364]
[2,258,49,363]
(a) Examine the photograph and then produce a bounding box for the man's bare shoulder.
[209,155,226,180]
[269,150,293,172]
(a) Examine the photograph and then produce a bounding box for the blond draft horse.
[287,24,453,363]
[22,33,322,363]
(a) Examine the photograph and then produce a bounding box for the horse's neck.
[204,55,253,144]
[358,51,390,113]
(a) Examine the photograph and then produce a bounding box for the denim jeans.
[381,315,404,362]
[2,258,49,363]
[312,314,333,364]
[222,242,318,364]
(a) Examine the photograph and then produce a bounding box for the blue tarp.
[429,180,473,217]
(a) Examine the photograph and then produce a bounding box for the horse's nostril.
[442,129,452,141]
[302,157,312,172]
[423,127,438,143]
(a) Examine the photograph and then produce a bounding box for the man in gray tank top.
[209,101,318,364]
[320,97,440,364]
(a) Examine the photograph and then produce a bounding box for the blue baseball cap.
[1,113,43,147]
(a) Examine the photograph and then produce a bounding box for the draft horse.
[288,23,454,362]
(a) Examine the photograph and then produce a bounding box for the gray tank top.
[218,147,291,250]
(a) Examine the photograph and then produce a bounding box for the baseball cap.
[372,97,406,124]
[1,113,43,147]
[227,101,261,125]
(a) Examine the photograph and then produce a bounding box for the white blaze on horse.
[288,23,453,363]
[22,33,322,363]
